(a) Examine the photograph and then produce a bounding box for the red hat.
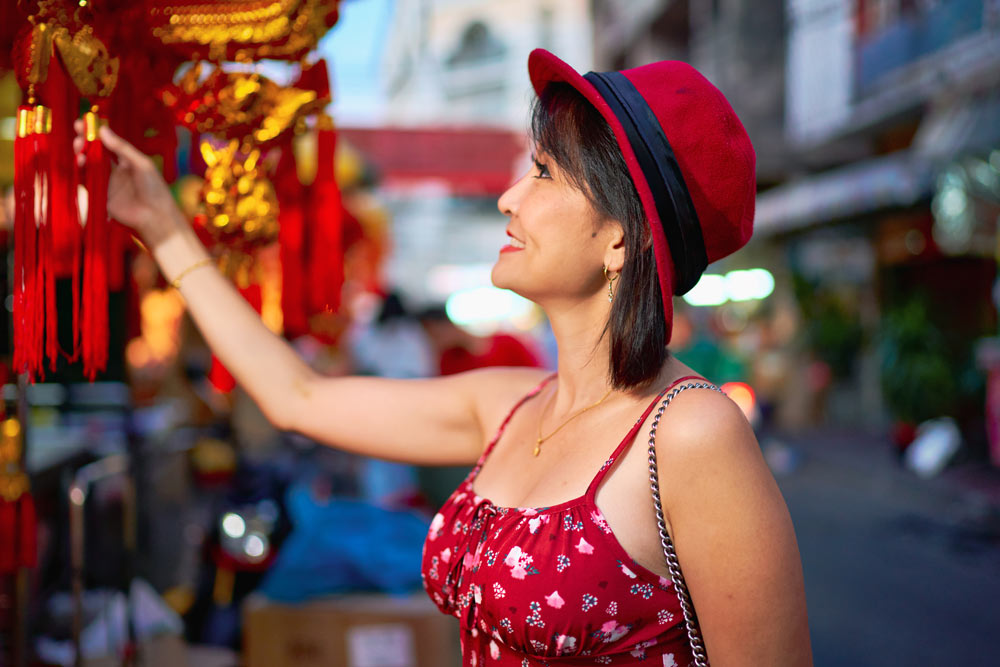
[527,49,756,344]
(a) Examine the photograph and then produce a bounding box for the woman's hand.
[73,122,181,246]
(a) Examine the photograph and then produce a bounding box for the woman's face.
[492,149,622,306]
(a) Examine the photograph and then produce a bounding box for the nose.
[497,172,526,217]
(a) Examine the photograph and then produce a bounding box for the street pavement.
[768,429,1000,666]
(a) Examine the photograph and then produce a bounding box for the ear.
[602,220,626,274]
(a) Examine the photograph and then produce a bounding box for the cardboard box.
[243,593,461,667]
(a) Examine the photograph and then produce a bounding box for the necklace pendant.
[533,440,542,457]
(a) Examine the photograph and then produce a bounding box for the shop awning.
[755,151,935,236]
[339,126,526,196]
[757,91,1000,237]
[912,91,1000,162]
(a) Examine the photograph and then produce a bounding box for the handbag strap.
[647,380,722,667]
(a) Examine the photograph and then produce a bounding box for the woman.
[76,50,811,665]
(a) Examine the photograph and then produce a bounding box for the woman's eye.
[533,159,551,179]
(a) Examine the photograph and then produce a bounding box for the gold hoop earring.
[604,266,619,303]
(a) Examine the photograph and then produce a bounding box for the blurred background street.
[771,428,1000,665]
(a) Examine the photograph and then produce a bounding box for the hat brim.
[527,49,677,344]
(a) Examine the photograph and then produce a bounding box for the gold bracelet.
[169,258,214,290]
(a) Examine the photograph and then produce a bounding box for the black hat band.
[584,70,708,295]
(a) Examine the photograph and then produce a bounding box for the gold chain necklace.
[534,387,614,456]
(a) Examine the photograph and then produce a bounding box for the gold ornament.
[150,0,334,60]
[0,418,29,503]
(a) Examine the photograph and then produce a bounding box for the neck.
[543,293,616,411]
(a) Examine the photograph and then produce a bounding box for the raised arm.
[75,124,535,465]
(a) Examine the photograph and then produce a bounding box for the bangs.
[529,83,636,225]
[530,83,590,193]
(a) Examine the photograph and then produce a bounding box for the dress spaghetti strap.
[585,374,707,498]
[472,373,556,473]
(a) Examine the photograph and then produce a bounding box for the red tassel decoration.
[23,105,52,380]
[81,110,111,380]
[275,140,308,338]
[12,105,34,376]
[44,51,82,281]
[306,115,344,317]
[39,107,58,372]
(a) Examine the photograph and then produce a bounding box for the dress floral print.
[422,376,705,666]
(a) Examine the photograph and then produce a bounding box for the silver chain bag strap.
[647,381,722,667]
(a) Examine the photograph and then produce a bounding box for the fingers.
[73,119,86,167]
[98,125,152,169]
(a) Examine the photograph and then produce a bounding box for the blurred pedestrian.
[417,305,544,375]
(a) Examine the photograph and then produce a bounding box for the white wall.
[785,0,854,143]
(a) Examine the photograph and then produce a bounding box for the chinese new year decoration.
[1,0,348,381]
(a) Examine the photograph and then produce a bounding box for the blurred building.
[380,0,592,129]
[763,0,1000,448]
[590,0,1000,446]
[331,0,593,336]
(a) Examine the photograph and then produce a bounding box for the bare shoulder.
[653,384,757,461]
[650,385,771,511]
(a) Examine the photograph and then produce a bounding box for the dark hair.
[530,83,668,390]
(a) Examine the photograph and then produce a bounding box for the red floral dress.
[422,375,705,666]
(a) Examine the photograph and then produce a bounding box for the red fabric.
[439,334,542,376]
[422,375,704,665]
[306,125,344,316]
[275,141,308,338]
[528,49,756,344]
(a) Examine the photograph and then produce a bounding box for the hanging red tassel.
[306,115,344,317]
[275,139,308,338]
[29,105,52,380]
[12,105,34,377]
[38,106,58,373]
[43,50,82,281]
[81,109,111,380]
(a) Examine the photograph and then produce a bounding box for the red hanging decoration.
[9,13,120,381]
[81,109,111,380]
[275,139,309,339]
[12,105,36,377]
[306,114,344,317]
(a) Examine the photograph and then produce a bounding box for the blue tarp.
[258,483,430,602]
